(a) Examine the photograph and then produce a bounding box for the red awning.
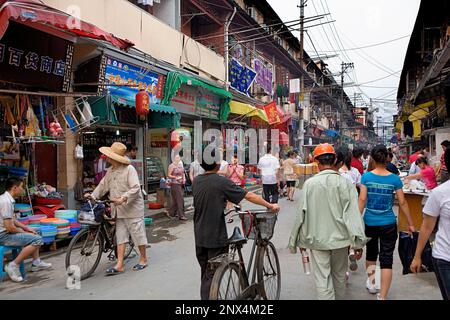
[0,0,134,50]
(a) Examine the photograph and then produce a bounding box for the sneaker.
[376,293,385,300]
[366,278,378,294]
[345,271,350,283]
[348,249,358,271]
[31,260,52,272]
[5,262,24,282]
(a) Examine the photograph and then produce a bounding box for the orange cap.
[313,143,336,159]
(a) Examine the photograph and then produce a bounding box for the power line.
[314,35,410,53]
[357,70,402,86]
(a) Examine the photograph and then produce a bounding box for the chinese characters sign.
[253,58,273,96]
[0,21,73,92]
[229,58,257,96]
[171,85,221,120]
[103,56,165,107]
[263,102,282,125]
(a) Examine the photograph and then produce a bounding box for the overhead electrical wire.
[314,35,410,53]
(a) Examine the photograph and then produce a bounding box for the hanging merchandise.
[74,144,84,159]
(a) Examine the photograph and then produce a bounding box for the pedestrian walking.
[436,140,449,183]
[193,150,280,300]
[168,155,187,221]
[410,148,450,300]
[87,142,148,275]
[282,151,298,201]
[289,143,368,300]
[258,146,280,204]
[351,148,364,175]
[358,145,416,300]
[187,152,205,211]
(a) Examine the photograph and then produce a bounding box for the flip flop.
[105,267,124,276]
[133,264,148,271]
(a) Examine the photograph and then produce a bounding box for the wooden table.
[397,190,428,232]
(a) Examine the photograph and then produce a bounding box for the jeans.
[432,257,450,300]
[0,232,43,247]
[263,184,279,204]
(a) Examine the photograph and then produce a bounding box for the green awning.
[150,104,177,114]
[161,72,232,122]
[87,96,119,125]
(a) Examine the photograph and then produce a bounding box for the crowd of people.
[290,142,450,301]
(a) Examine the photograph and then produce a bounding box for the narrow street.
[0,191,441,300]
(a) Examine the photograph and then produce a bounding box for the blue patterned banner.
[230,58,257,96]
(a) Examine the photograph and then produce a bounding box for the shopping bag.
[398,231,434,275]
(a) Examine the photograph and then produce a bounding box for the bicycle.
[208,206,281,300]
[65,200,135,280]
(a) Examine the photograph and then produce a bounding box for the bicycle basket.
[241,213,277,241]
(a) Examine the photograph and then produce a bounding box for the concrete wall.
[153,0,180,30]
[44,0,225,81]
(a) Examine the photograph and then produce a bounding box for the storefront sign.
[0,22,74,92]
[253,58,273,96]
[102,56,165,106]
[171,85,221,120]
[150,131,169,148]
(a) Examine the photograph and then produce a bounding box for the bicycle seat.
[227,226,247,245]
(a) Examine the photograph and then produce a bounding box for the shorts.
[365,223,398,269]
[116,217,148,247]
[286,180,296,188]
[0,232,43,247]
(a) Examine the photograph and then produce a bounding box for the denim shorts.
[0,232,43,247]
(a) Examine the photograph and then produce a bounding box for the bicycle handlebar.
[225,206,273,217]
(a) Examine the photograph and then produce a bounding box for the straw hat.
[99,142,131,165]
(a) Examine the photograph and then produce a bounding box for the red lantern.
[136,90,150,117]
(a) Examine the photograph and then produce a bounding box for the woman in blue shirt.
[358,145,415,300]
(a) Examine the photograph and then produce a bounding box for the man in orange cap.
[289,143,367,300]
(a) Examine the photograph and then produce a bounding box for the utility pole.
[340,62,354,110]
[297,0,306,154]
[224,7,237,91]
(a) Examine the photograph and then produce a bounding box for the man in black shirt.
[193,156,280,300]
[386,152,400,175]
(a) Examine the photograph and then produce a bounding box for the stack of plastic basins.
[40,218,69,242]
[28,214,47,234]
[55,210,78,237]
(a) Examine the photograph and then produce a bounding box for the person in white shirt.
[0,178,52,282]
[258,146,281,203]
[408,153,424,175]
[411,148,450,300]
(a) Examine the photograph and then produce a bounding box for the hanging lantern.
[136,90,150,117]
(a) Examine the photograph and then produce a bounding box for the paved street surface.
[0,190,441,300]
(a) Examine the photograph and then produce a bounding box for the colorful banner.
[104,57,165,106]
[170,84,221,120]
[253,58,273,96]
[263,102,282,125]
[229,58,257,96]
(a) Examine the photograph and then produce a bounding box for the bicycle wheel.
[65,228,104,280]
[209,262,247,300]
[257,242,281,300]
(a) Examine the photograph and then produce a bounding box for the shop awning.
[162,72,232,122]
[229,100,268,122]
[150,104,177,114]
[279,132,289,145]
[408,100,434,122]
[0,0,134,50]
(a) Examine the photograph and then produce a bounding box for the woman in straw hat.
[85,142,148,275]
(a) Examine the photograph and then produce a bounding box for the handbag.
[398,231,434,275]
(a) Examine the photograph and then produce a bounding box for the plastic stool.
[0,246,26,282]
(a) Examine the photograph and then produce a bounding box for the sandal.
[132,264,148,271]
[105,267,124,276]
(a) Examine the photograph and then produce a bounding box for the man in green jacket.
[289,143,368,300]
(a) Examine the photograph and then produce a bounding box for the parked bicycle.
[208,206,281,300]
[65,200,135,280]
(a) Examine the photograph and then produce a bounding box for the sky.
[267,0,421,124]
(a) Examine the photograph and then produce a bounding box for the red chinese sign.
[263,102,282,125]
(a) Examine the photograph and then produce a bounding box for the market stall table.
[398,189,429,232]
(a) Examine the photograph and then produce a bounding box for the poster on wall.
[102,56,165,106]
[229,58,257,96]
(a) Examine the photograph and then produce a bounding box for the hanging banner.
[102,56,165,106]
[0,21,74,92]
[229,58,256,96]
[253,58,273,96]
[263,101,282,125]
[171,85,221,120]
